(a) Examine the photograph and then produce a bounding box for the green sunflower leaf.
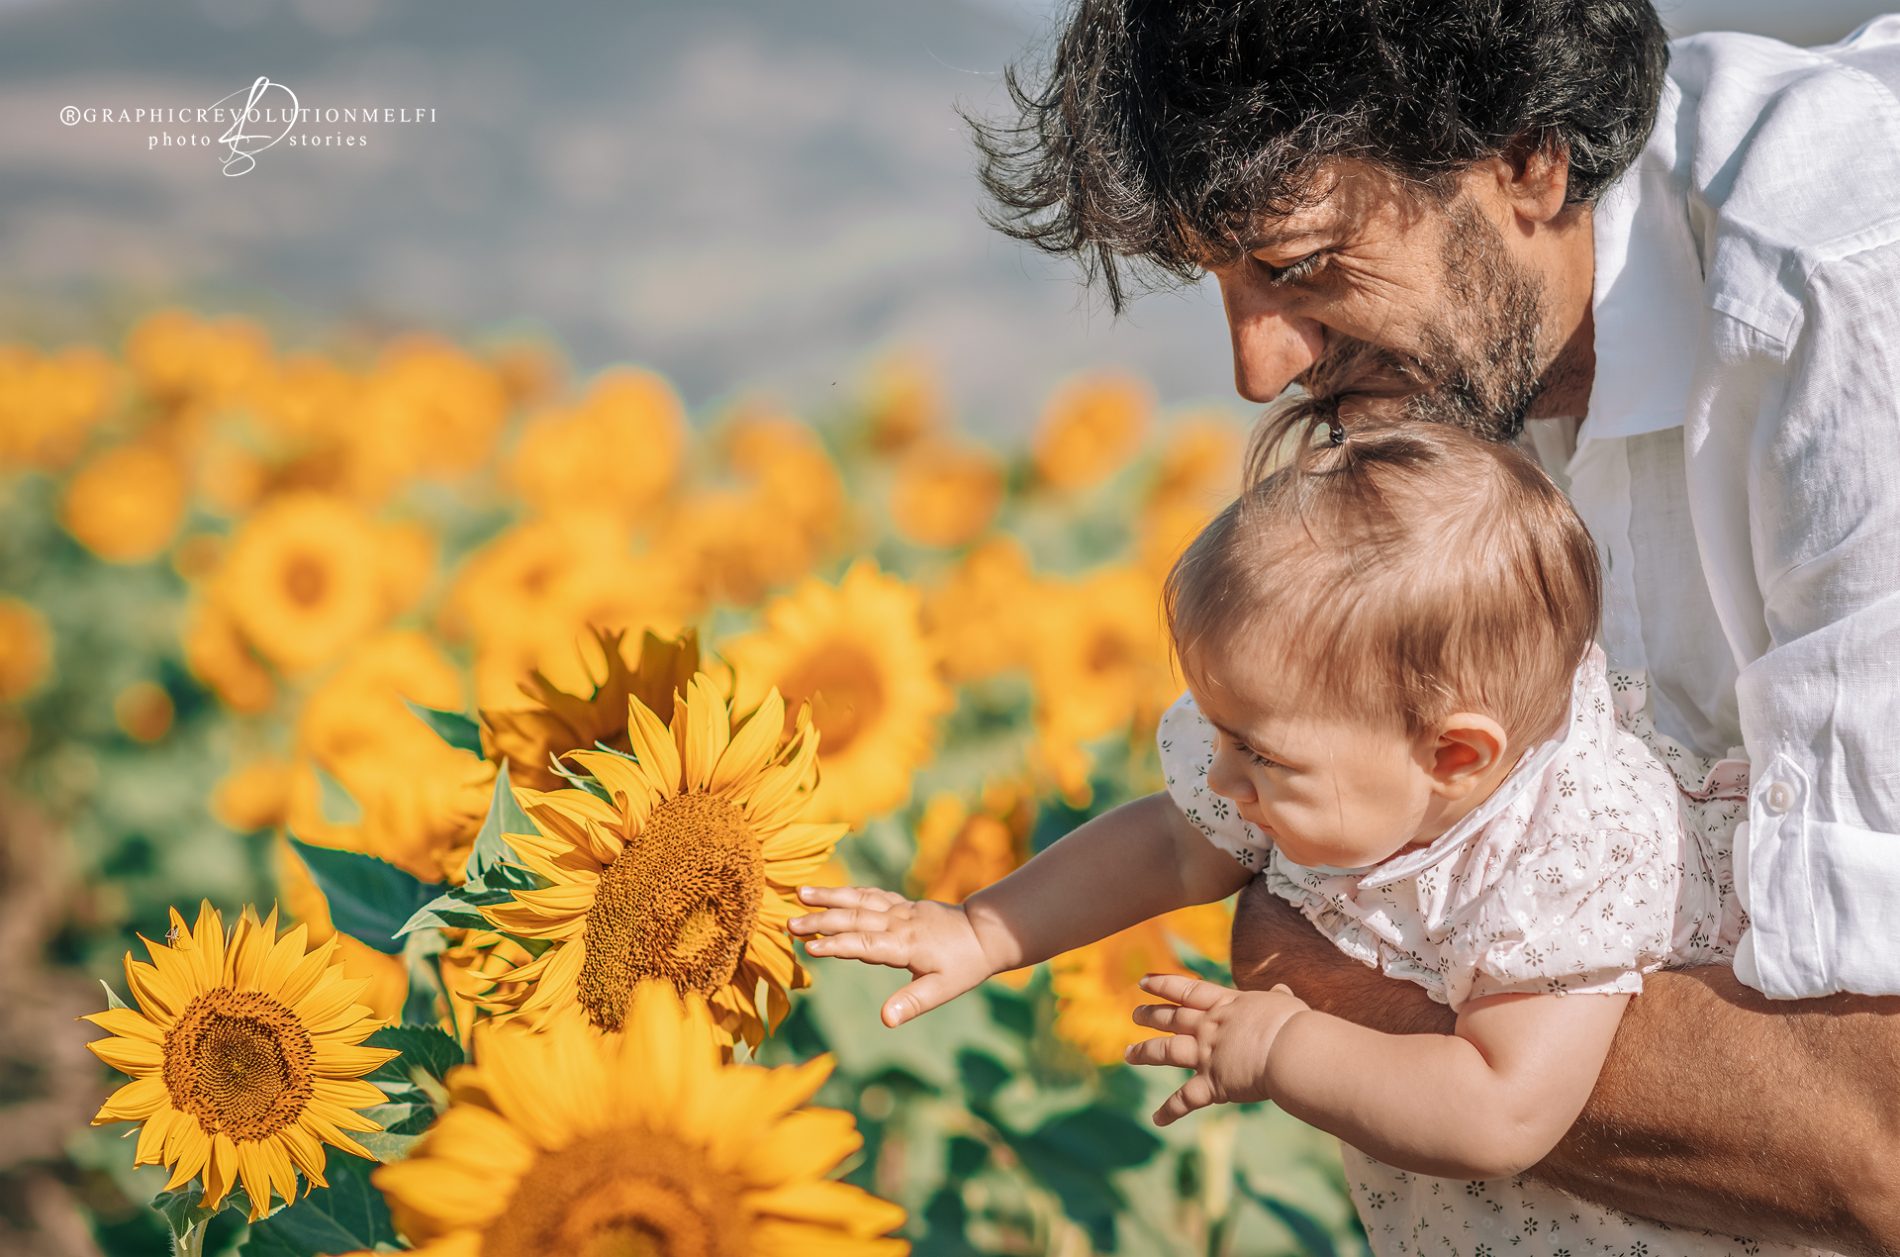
[152,1181,264,1244]
[240,1147,399,1255]
[403,698,484,756]
[287,837,445,955]
[464,760,535,883]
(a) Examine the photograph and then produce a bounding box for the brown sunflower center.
[162,987,315,1141]
[578,793,763,1032]
[283,552,328,607]
[480,1129,749,1257]
[783,646,883,754]
[1085,628,1132,676]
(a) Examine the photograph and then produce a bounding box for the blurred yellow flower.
[358,336,511,482]
[1050,903,1231,1065]
[182,598,275,714]
[0,597,53,702]
[1030,564,1174,739]
[113,681,174,743]
[481,674,844,1048]
[0,344,119,472]
[481,626,701,792]
[84,901,396,1221]
[724,560,950,824]
[861,350,946,454]
[213,756,295,833]
[373,983,908,1256]
[510,366,685,524]
[59,443,188,563]
[1032,371,1152,492]
[288,631,494,883]
[214,493,408,674]
[125,308,271,409]
[890,440,1005,548]
[922,536,1040,683]
[907,782,1033,905]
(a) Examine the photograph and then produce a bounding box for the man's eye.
[1254,250,1326,285]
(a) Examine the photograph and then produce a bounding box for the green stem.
[173,1221,207,1257]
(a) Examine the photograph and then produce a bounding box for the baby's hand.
[1125,973,1310,1126]
[788,885,1001,1027]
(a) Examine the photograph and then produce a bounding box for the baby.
[791,410,1802,1255]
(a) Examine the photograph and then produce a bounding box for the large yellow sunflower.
[479,673,845,1047]
[481,627,701,792]
[722,560,950,824]
[84,901,396,1221]
[373,981,908,1256]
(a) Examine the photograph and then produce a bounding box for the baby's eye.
[1247,749,1287,770]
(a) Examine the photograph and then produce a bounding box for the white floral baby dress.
[1157,644,1831,1257]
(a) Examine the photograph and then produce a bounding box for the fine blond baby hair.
[1164,401,1603,747]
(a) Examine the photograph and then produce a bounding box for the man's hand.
[1124,973,1310,1126]
[788,885,1001,1026]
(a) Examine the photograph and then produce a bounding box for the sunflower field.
[1,311,1363,1256]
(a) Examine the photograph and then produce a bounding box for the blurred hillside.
[1,0,1892,431]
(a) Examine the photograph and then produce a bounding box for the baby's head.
[1164,404,1602,869]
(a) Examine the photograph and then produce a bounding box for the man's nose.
[1217,268,1326,403]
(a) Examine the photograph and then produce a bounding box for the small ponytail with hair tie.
[1327,418,1347,447]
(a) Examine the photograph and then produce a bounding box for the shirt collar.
[1579,74,1702,445]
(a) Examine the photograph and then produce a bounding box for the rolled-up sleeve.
[1723,239,1900,998]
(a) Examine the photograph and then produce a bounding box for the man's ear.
[1480,137,1572,227]
[1428,714,1510,799]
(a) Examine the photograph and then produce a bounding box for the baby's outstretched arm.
[788,792,1253,1027]
[1129,974,1629,1180]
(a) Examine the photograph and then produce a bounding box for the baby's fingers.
[787,904,895,938]
[795,884,906,912]
[802,930,912,968]
[1152,1074,1217,1127]
[882,972,965,1027]
[1123,1033,1201,1069]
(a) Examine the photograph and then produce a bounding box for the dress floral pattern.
[1157,646,1824,1257]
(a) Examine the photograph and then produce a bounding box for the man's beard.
[1297,199,1548,443]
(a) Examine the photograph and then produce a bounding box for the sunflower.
[722,560,950,824]
[60,442,187,563]
[509,366,686,525]
[373,981,908,1256]
[214,492,403,674]
[479,673,845,1047]
[481,627,701,792]
[921,536,1041,683]
[1031,371,1152,492]
[84,901,396,1221]
[1049,903,1232,1065]
[0,596,52,702]
[889,440,1004,549]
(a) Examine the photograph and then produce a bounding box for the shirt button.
[1762,782,1796,815]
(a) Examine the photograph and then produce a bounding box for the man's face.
[1203,160,1560,440]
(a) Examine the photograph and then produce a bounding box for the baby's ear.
[1428,714,1509,798]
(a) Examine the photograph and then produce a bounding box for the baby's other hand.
[789,885,998,1027]
[1125,974,1310,1126]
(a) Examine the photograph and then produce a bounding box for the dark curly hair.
[968,0,1668,311]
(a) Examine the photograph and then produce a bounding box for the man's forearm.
[1230,880,1900,1255]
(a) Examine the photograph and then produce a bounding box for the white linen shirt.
[1521,17,1900,1000]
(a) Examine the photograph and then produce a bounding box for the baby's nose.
[1206,762,1257,805]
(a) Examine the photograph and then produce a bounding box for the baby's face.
[1187,669,1442,870]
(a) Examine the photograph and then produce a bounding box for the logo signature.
[208,76,299,176]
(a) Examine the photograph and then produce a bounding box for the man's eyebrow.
[1241,224,1332,254]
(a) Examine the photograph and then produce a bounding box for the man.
[974,2,1900,1252]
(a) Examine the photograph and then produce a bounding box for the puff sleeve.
[1441,824,1679,1011]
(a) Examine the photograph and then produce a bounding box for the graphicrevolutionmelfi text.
[70,107,437,124]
